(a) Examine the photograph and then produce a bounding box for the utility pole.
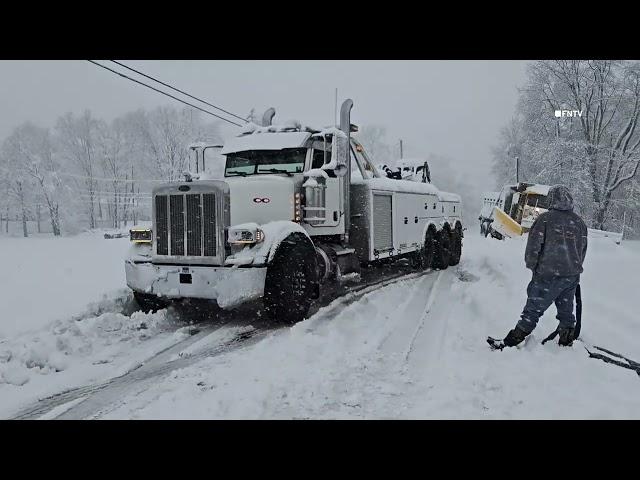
[399,139,403,159]
[515,156,520,183]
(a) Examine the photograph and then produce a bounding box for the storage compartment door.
[373,193,393,252]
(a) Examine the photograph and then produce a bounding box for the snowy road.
[6,261,438,419]
[2,232,640,419]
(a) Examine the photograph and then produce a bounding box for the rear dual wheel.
[410,228,436,270]
[449,226,462,266]
[432,228,452,270]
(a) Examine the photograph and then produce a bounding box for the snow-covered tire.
[133,292,168,313]
[449,226,462,266]
[432,228,451,270]
[263,232,318,325]
[422,227,436,270]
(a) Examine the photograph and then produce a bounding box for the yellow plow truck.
[479,182,550,239]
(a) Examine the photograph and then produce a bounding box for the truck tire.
[264,233,318,325]
[432,228,451,270]
[449,226,463,266]
[133,291,169,313]
[422,227,436,270]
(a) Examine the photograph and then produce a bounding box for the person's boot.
[504,326,529,347]
[558,327,575,347]
[488,326,529,350]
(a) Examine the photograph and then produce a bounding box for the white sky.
[0,60,528,187]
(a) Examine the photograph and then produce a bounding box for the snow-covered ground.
[1,230,639,419]
[0,230,194,418]
[0,231,131,338]
[94,234,640,419]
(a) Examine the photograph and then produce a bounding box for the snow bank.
[0,232,132,338]
[0,294,189,418]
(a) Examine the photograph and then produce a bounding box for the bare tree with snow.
[493,60,640,233]
[55,111,101,229]
[1,123,63,235]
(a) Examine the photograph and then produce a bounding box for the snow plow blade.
[491,206,523,238]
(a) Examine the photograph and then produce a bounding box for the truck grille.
[203,193,217,256]
[169,195,185,256]
[155,195,169,255]
[186,194,202,256]
[155,193,217,257]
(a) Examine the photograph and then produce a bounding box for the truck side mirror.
[330,134,349,177]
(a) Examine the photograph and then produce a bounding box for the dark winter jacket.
[524,185,588,277]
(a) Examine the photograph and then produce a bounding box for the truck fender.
[226,221,313,267]
[421,222,439,241]
[263,222,315,264]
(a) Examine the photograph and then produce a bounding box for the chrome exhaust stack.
[340,99,354,242]
[262,107,276,126]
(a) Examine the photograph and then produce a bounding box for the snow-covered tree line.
[492,60,640,236]
[0,106,221,236]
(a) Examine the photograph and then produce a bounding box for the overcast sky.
[0,60,528,187]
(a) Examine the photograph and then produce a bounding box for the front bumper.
[125,260,267,309]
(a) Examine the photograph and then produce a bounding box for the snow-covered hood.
[226,175,297,226]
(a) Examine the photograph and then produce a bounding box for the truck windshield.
[225,148,306,177]
[526,194,549,209]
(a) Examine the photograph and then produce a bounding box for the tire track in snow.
[402,270,444,372]
[375,271,442,360]
[59,327,273,420]
[9,318,252,420]
[12,268,437,420]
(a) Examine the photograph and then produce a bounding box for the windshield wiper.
[226,170,248,177]
[257,168,293,177]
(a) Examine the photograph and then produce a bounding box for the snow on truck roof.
[221,131,312,155]
[524,184,550,196]
[352,177,461,202]
[396,158,427,168]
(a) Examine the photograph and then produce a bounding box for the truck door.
[310,143,342,227]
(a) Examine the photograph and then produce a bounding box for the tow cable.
[540,284,640,377]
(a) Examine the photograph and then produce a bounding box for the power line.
[57,172,166,183]
[77,193,152,198]
[87,61,243,127]
[110,60,248,123]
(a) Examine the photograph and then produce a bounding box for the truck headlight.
[228,226,265,245]
[130,228,152,244]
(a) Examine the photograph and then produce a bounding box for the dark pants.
[517,274,580,334]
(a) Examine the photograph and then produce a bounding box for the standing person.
[488,185,588,350]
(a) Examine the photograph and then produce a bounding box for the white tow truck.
[125,100,464,324]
